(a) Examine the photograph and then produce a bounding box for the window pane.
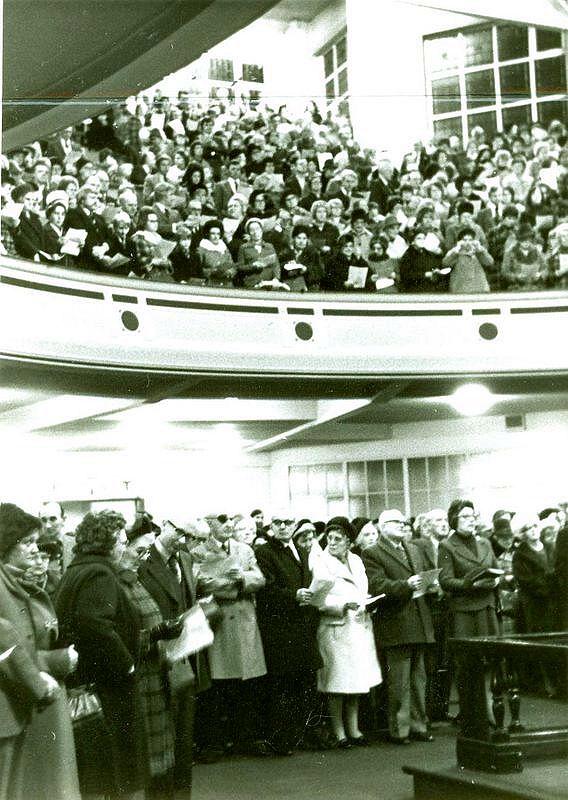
[424,34,461,74]
[208,58,233,82]
[289,466,308,497]
[429,490,448,511]
[349,496,368,519]
[326,464,344,497]
[242,64,264,83]
[386,490,405,513]
[433,117,463,141]
[537,99,568,126]
[464,27,493,68]
[337,68,348,97]
[326,80,335,100]
[367,461,385,494]
[328,497,347,517]
[408,458,427,489]
[336,37,347,68]
[324,49,334,78]
[432,75,461,115]
[536,28,562,52]
[368,494,387,520]
[308,465,327,495]
[347,462,366,494]
[408,490,430,517]
[386,459,404,490]
[502,103,532,129]
[468,110,497,138]
[500,62,531,103]
[497,25,528,62]
[465,69,495,109]
[428,456,447,488]
[535,56,566,97]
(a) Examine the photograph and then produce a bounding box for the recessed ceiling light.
[449,384,494,416]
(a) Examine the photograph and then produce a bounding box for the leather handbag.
[67,684,103,725]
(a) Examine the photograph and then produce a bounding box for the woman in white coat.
[313,517,382,747]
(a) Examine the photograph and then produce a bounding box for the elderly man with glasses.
[254,512,322,755]
[361,509,435,744]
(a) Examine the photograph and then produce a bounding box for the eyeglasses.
[272,519,294,527]
[457,511,477,520]
[385,519,404,526]
[40,516,59,523]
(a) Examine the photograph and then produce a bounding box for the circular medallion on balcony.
[295,321,313,341]
[479,322,498,340]
[121,310,139,331]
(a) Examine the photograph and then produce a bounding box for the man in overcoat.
[138,518,210,793]
[255,514,322,755]
[362,509,434,744]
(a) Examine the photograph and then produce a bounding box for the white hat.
[378,509,406,528]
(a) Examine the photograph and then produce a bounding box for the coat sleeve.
[255,545,299,611]
[73,570,135,681]
[361,548,413,599]
[0,617,47,702]
[512,550,552,597]
[240,545,266,595]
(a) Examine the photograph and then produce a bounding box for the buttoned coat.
[192,538,266,680]
[255,538,322,675]
[512,542,555,633]
[313,549,381,694]
[361,537,434,648]
[438,533,498,613]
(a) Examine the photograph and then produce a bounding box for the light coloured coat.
[193,538,266,680]
[313,549,381,694]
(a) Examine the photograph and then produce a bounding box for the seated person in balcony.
[413,205,445,252]
[195,219,235,288]
[546,222,568,288]
[345,208,373,260]
[486,205,520,287]
[308,200,339,261]
[325,168,359,212]
[263,207,294,259]
[321,234,373,292]
[299,173,324,212]
[142,151,174,203]
[381,213,408,262]
[170,224,201,284]
[442,227,493,294]
[501,223,547,291]
[235,218,280,289]
[366,234,399,293]
[131,230,173,282]
[212,151,248,217]
[398,229,445,293]
[151,182,181,240]
[64,186,108,270]
[444,201,488,251]
[40,200,67,264]
[94,211,135,275]
[12,183,44,260]
[280,224,322,292]
[326,197,347,233]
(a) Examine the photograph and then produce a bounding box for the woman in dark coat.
[56,510,145,798]
[322,234,374,292]
[398,230,445,292]
[0,503,80,800]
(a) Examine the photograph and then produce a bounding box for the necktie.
[168,554,180,582]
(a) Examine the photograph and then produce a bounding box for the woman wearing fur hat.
[196,219,235,287]
[0,503,80,800]
[312,517,382,748]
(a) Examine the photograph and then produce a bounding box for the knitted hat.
[0,503,41,558]
[325,516,356,543]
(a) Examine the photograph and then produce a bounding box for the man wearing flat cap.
[362,509,434,744]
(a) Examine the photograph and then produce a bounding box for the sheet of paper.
[308,577,334,606]
[387,238,408,259]
[108,253,131,268]
[365,594,386,606]
[64,228,88,245]
[558,253,568,276]
[1,202,23,221]
[168,118,185,137]
[38,250,65,262]
[412,568,441,599]
[156,239,176,260]
[162,605,214,663]
[60,241,81,256]
[423,232,440,253]
[0,646,16,663]
[348,266,368,288]
[375,277,395,290]
[149,112,165,131]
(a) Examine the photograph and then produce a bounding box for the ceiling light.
[449,384,494,417]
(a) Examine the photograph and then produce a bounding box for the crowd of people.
[2,93,568,293]
[1,496,566,800]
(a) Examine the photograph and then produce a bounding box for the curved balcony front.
[1,256,567,394]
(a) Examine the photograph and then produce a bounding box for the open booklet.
[412,568,441,599]
[0,646,16,663]
[162,605,214,663]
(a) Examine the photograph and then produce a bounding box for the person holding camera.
[443,227,494,293]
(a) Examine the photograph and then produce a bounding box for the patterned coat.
[192,538,266,680]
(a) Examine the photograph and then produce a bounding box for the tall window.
[242,63,264,84]
[322,33,349,108]
[424,23,567,142]
[208,58,234,83]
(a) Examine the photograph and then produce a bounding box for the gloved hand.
[149,617,184,642]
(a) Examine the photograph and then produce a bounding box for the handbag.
[67,684,103,725]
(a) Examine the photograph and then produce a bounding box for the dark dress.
[55,554,145,796]
[512,542,555,633]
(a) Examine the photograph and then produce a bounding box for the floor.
[191,696,567,800]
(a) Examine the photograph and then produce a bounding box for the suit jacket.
[212,179,248,216]
[236,240,280,288]
[138,545,210,692]
[152,203,181,240]
[361,537,434,648]
[368,177,392,215]
[438,533,498,613]
[255,538,322,675]
[14,210,44,259]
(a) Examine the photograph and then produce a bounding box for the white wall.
[269,408,568,521]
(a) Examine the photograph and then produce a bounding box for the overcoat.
[192,538,266,681]
[361,537,434,648]
[512,542,556,633]
[312,549,382,694]
[255,538,322,675]
[0,563,80,800]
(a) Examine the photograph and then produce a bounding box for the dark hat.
[382,213,399,229]
[292,518,316,539]
[447,499,474,532]
[325,516,356,543]
[0,503,41,558]
[493,518,513,538]
[37,534,63,558]
[492,509,514,524]
[538,507,560,521]
[351,517,371,538]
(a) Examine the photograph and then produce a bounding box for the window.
[321,33,349,110]
[425,23,567,143]
[242,63,264,83]
[208,58,234,82]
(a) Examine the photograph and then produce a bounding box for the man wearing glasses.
[362,509,435,745]
[255,512,322,755]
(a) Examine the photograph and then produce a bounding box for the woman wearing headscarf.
[312,517,382,748]
[56,510,145,799]
[0,503,80,800]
